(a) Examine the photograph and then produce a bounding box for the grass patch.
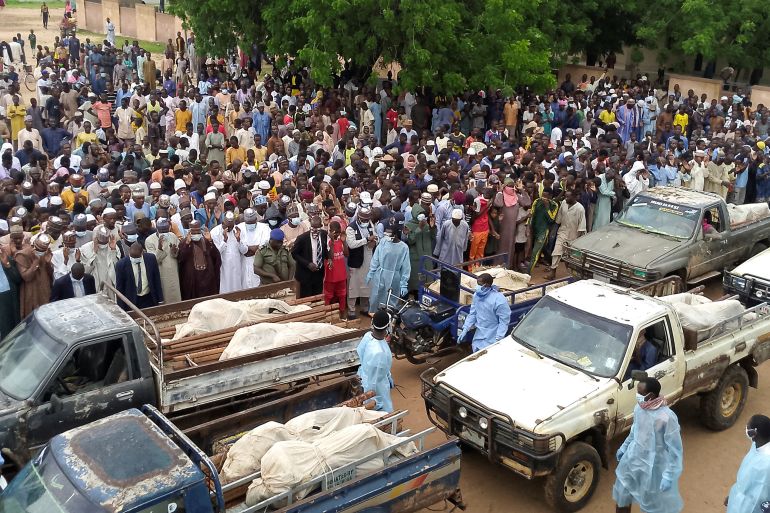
[76,31,166,55]
[5,0,66,8]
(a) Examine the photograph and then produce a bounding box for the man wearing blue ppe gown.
[366,224,410,314]
[725,414,770,513]
[356,310,394,412]
[458,272,511,352]
[614,377,683,513]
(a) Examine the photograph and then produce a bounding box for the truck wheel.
[544,442,601,512]
[700,365,749,431]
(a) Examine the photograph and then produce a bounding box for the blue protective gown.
[613,404,684,513]
[727,443,770,513]
[366,238,410,314]
[458,285,511,352]
[356,332,394,412]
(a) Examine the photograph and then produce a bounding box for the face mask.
[23,194,32,200]
[747,427,756,441]
[75,230,87,237]
[99,181,109,187]
[130,256,142,264]
[417,214,426,222]
[268,219,278,227]
[191,234,203,241]
[290,217,300,226]
[384,235,394,242]
[246,223,257,231]
[72,187,81,193]
[34,250,46,257]
[126,234,138,243]
[636,393,646,405]
[476,284,490,293]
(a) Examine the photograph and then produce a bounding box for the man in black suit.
[49,262,96,302]
[114,242,163,310]
[291,215,327,298]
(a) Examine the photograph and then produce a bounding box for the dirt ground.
[396,267,761,513]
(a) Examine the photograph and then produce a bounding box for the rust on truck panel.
[681,355,730,395]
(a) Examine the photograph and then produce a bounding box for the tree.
[171,0,557,94]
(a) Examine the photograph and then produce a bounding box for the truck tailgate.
[160,330,364,413]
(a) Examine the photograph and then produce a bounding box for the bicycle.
[23,64,36,93]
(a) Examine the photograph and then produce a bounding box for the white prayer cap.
[174,179,186,190]
[204,192,216,201]
[451,208,463,220]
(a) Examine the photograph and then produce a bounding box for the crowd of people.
[2,25,770,335]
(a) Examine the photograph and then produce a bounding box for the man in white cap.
[72,213,92,248]
[624,161,650,197]
[170,178,188,208]
[689,150,707,191]
[433,207,469,266]
[345,205,376,319]
[211,211,243,293]
[51,231,79,280]
[15,233,53,317]
[144,217,181,303]
[87,168,114,202]
[195,191,221,230]
[236,208,270,289]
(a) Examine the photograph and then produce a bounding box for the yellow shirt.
[252,145,267,165]
[599,110,616,125]
[175,109,192,133]
[225,146,247,167]
[673,113,689,133]
[75,131,98,149]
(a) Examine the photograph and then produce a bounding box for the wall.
[750,87,770,109]
[666,74,723,103]
[79,0,183,45]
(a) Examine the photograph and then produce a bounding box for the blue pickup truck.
[388,255,571,363]
[0,405,463,513]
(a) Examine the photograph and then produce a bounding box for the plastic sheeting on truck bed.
[218,322,354,361]
[245,423,418,506]
[172,298,312,340]
[220,407,387,484]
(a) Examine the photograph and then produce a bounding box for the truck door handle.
[116,391,134,400]
[653,370,667,380]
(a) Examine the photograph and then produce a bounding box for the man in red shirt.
[324,220,349,318]
[469,185,493,270]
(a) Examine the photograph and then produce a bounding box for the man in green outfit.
[253,228,296,284]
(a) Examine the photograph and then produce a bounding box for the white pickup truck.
[421,279,770,512]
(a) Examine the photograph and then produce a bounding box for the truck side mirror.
[631,370,648,382]
[47,394,63,415]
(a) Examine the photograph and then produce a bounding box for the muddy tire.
[544,441,601,512]
[700,365,749,431]
[750,243,768,258]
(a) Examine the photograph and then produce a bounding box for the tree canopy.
[170,0,770,93]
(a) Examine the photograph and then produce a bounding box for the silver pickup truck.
[564,187,770,288]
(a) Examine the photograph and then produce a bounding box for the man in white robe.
[547,190,586,279]
[211,211,243,293]
[144,218,181,304]
[236,208,270,289]
[79,226,119,299]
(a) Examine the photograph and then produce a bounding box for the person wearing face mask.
[253,228,296,285]
[50,262,96,302]
[236,208,270,289]
[60,173,89,212]
[118,222,140,259]
[456,272,510,352]
[178,220,222,299]
[115,241,163,310]
[14,233,54,318]
[366,224,410,315]
[71,213,93,248]
[79,226,119,299]
[291,215,328,298]
[16,181,39,207]
[356,310,394,412]
[280,203,309,251]
[50,230,80,280]
[144,218,181,304]
[87,169,114,202]
[345,205,376,319]
[210,211,243,293]
[403,202,434,297]
[725,414,770,513]
[624,328,659,380]
[614,377,683,513]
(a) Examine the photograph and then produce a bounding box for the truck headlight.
[731,276,748,290]
[458,406,468,419]
[478,417,489,430]
[569,248,582,259]
[632,268,647,279]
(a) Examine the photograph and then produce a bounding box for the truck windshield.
[615,195,700,239]
[0,448,100,513]
[0,317,65,400]
[511,296,632,378]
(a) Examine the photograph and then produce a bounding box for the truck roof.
[549,279,669,326]
[35,293,135,342]
[50,409,204,513]
[642,186,722,207]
